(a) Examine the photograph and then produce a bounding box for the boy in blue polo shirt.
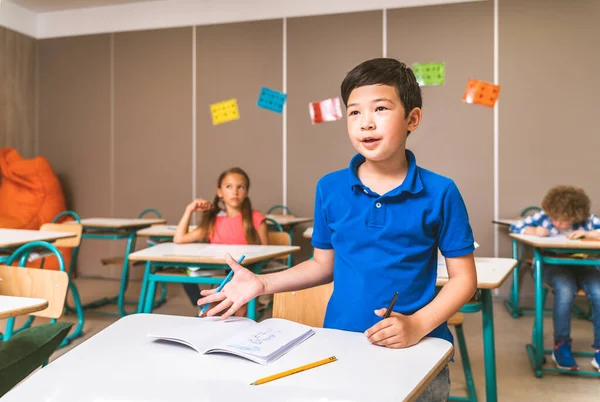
[198,58,477,401]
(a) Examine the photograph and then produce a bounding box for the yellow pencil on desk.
[250,356,337,386]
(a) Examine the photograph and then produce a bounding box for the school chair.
[254,219,293,316]
[267,205,294,216]
[0,261,73,393]
[29,222,86,345]
[272,282,333,327]
[1,242,73,347]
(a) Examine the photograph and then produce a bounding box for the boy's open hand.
[364,308,424,349]
[197,254,267,319]
[534,227,550,237]
[187,198,212,213]
[568,230,600,240]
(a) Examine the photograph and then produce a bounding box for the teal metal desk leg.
[481,288,497,402]
[117,231,137,317]
[503,239,522,318]
[137,261,152,313]
[532,249,545,376]
[525,248,545,377]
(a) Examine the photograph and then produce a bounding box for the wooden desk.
[303,226,313,239]
[491,218,517,227]
[136,224,196,238]
[0,228,77,264]
[129,243,300,319]
[71,217,166,316]
[0,295,48,319]
[437,257,517,402]
[1,314,453,402]
[510,234,600,378]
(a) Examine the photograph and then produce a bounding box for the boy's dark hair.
[542,185,591,223]
[340,58,422,117]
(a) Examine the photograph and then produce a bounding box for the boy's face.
[346,84,421,164]
[550,217,574,232]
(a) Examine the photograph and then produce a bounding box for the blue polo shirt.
[312,150,475,344]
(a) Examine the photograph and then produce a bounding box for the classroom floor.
[3,277,600,401]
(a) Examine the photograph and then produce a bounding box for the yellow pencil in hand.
[250,356,337,386]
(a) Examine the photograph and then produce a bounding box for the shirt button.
[375,202,382,208]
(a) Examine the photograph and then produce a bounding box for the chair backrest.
[267,231,291,265]
[0,265,69,319]
[272,283,333,328]
[40,223,82,248]
[267,205,293,215]
[519,206,541,218]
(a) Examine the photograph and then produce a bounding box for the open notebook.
[147,317,314,365]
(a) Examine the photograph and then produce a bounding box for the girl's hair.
[199,167,260,244]
[542,185,590,223]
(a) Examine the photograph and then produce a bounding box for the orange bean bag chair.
[0,148,71,271]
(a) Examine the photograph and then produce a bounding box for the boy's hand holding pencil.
[364,292,425,349]
[198,253,267,319]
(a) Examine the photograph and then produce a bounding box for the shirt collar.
[347,149,423,196]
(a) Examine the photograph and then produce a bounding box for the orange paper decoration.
[463,79,501,108]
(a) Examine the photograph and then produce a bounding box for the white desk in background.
[0,228,76,264]
[69,217,165,316]
[128,243,300,319]
[1,314,453,402]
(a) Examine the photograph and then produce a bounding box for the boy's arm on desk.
[366,253,476,349]
[415,254,477,337]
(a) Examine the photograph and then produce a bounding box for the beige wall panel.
[113,27,193,224]
[0,27,36,159]
[195,20,283,217]
[38,34,112,278]
[286,11,382,261]
[388,1,494,257]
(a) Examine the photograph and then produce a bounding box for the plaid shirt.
[509,210,600,236]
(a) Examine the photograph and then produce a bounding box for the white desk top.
[437,257,517,289]
[136,224,198,237]
[128,242,300,265]
[0,295,48,319]
[492,218,517,227]
[0,228,76,248]
[510,233,600,249]
[303,226,313,239]
[266,215,313,226]
[74,217,166,229]
[2,314,453,402]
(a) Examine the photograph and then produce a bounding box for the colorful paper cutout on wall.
[210,99,240,125]
[412,62,445,86]
[309,97,343,124]
[257,87,287,113]
[462,79,501,108]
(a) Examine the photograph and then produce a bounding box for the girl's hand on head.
[187,198,212,212]
[364,309,424,349]
[534,227,550,237]
[567,230,587,240]
[197,254,267,319]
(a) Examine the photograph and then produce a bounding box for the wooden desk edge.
[0,233,76,248]
[128,247,301,265]
[0,300,48,320]
[405,343,454,402]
